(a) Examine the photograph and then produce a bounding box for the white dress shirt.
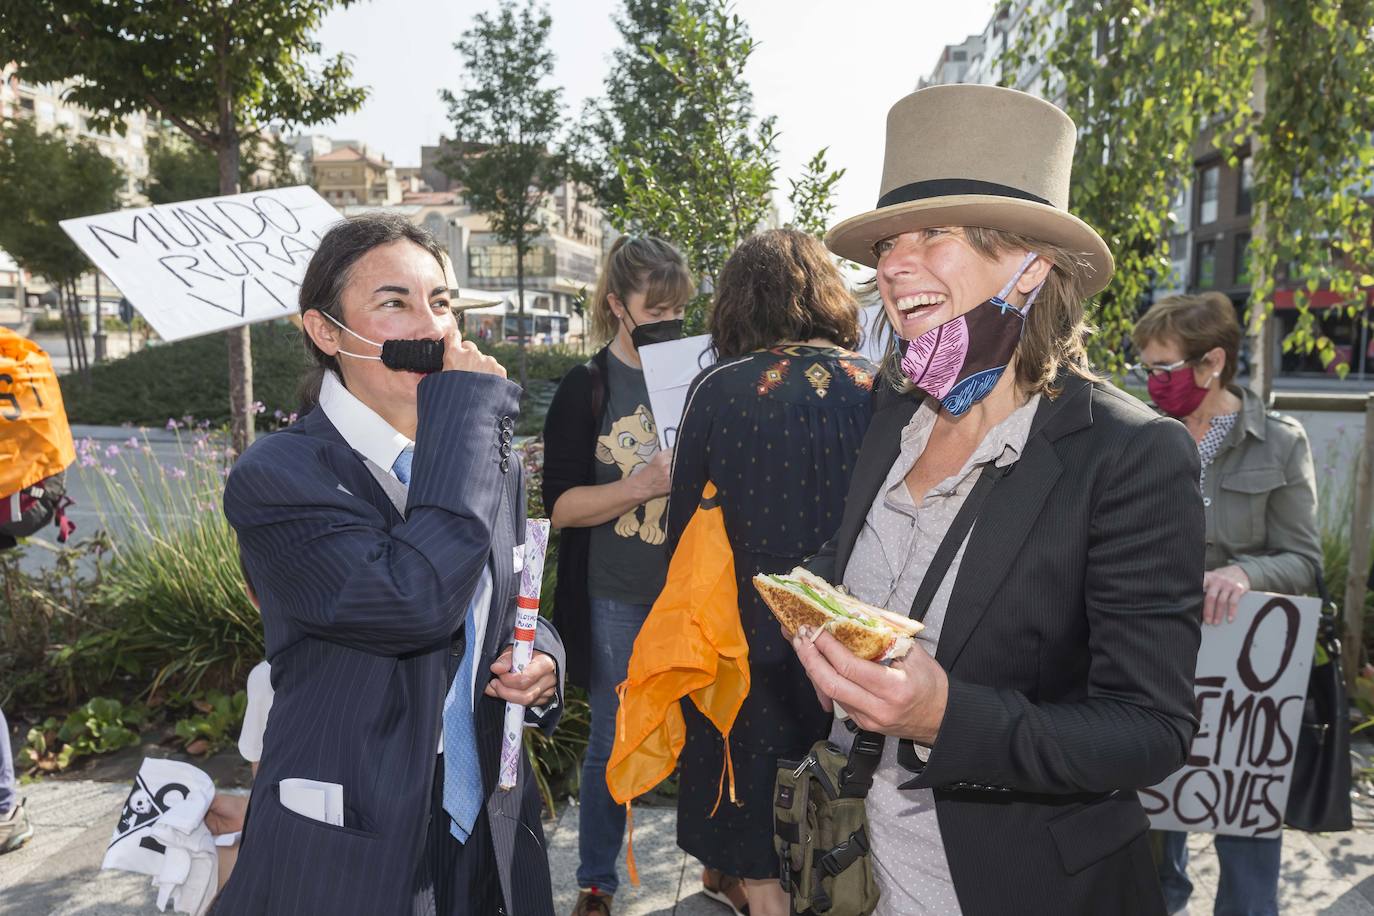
[318,371,494,738]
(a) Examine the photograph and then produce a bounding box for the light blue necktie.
[442,596,485,842]
[394,444,483,842]
[391,446,414,485]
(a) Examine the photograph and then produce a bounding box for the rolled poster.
[498,518,551,790]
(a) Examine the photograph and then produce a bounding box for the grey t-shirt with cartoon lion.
[586,349,670,605]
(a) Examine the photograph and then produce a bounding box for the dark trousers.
[413,758,506,916]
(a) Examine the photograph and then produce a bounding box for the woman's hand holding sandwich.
[791,625,948,746]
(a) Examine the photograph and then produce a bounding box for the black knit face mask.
[318,309,446,373]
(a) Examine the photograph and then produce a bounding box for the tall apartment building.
[0,63,150,199]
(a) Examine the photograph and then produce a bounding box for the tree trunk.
[515,232,529,391]
[58,281,76,378]
[68,280,89,379]
[1246,0,1273,403]
[217,25,253,458]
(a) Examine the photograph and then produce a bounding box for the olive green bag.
[774,730,883,915]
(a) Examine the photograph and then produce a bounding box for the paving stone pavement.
[5,780,1374,915]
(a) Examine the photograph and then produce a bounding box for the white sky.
[315,0,997,225]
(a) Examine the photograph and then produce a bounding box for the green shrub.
[473,340,588,382]
[24,696,147,772]
[173,690,248,756]
[0,535,132,710]
[76,430,264,696]
[59,321,309,427]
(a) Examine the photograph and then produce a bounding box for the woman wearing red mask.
[1133,290,1320,916]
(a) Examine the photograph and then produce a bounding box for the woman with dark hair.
[541,235,694,916]
[666,227,877,916]
[216,213,564,916]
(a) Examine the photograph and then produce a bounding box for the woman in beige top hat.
[787,85,1204,915]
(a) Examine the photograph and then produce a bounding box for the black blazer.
[809,374,1203,916]
[215,372,564,916]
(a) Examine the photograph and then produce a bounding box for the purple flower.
[287,412,298,425]
[250,401,266,415]
[197,419,211,430]
[167,466,187,480]
[220,467,231,479]
[102,465,118,476]
[166,418,180,431]
[125,436,139,449]
[80,454,99,468]
[105,444,120,458]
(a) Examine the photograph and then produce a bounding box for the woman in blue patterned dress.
[666,228,877,916]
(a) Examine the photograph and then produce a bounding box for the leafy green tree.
[0,0,369,454]
[440,0,565,391]
[572,0,717,212]
[1005,0,1374,384]
[787,147,846,239]
[0,118,123,376]
[604,0,844,327]
[144,134,224,205]
[145,131,299,204]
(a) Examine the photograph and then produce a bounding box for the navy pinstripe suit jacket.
[213,371,563,916]
[809,374,1204,916]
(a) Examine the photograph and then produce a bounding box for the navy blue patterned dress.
[665,344,876,878]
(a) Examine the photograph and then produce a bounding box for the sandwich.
[753,567,922,662]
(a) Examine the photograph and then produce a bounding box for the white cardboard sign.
[1139,590,1320,837]
[640,334,715,451]
[61,186,340,342]
[857,303,888,366]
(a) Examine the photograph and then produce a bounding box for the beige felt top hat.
[826,84,1114,297]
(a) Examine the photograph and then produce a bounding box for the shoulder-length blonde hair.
[877,227,1099,399]
[588,235,694,343]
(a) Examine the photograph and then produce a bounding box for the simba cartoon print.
[595,403,667,545]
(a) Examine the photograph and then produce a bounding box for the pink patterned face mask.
[898,252,1043,415]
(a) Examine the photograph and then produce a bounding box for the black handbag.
[1284,569,1353,832]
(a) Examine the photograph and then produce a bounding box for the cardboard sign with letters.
[61,186,340,343]
[640,334,714,451]
[1140,590,1319,837]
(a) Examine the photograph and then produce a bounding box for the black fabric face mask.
[630,318,685,350]
[320,310,446,373]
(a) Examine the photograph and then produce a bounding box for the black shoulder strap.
[908,460,1009,622]
[844,459,1011,791]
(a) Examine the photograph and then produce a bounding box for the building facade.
[311,145,402,207]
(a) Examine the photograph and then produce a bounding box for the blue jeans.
[1158,830,1281,916]
[577,597,652,895]
[0,707,14,815]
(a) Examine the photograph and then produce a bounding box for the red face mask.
[1147,365,1208,418]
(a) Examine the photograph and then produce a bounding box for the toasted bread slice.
[753,570,918,662]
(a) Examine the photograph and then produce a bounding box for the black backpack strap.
[908,460,1009,623]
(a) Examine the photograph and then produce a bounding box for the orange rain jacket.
[606,481,751,880]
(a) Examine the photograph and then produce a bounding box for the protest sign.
[857,303,888,366]
[1140,590,1319,837]
[61,186,340,343]
[640,334,714,451]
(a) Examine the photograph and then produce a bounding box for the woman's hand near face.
[442,326,507,378]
